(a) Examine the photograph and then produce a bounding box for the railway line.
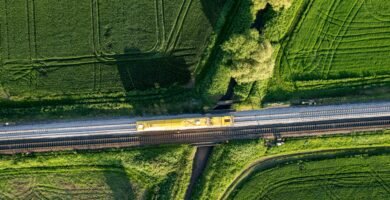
[0,101,389,154]
[0,116,388,154]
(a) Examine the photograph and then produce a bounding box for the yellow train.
[136,116,234,131]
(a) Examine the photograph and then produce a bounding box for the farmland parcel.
[0,146,195,199]
[193,131,390,199]
[229,151,390,200]
[0,0,228,120]
[265,0,390,102]
[279,0,390,79]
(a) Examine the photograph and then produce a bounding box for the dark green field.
[0,0,224,97]
[229,151,390,200]
[0,0,232,121]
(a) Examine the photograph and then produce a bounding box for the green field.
[193,130,390,199]
[265,0,390,102]
[0,0,224,97]
[229,151,390,200]
[278,0,390,80]
[0,146,194,199]
[0,0,231,121]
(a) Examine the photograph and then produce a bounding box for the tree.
[221,30,274,83]
[251,0,292,16]
[267,0,292,10]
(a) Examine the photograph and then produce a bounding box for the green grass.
[263,0,390,103]
[192,130,390,200]
[229,150,390,200]
[0,145,195,200]
[0,0,229,121]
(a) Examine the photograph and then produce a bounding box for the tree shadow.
[200,0,228,29]
[103,162,135,200]
[115,48,191,91]
[251,3,277,32]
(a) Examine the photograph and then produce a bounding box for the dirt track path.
[185,146,214,200]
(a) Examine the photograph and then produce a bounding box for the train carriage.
[136,116,234,131]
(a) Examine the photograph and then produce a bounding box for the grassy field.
[0,0,229,120]
[0,145,195,200]
[192,130,390,199]
[278,0,390,79]
[228,150,390,200]
[264,0,390,102]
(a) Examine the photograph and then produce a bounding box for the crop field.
[229,152,390,200]
[193,131,390,200]
[0,146,194,199]
[260,0,390,102]
[277,0,390,80]
[0,0,224,99]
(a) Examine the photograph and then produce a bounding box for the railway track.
[0,116,388,154]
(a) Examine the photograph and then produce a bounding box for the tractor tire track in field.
[323,0,364,77]
[95,0,163,57]
[3,0,9,60]
[32,0,38,63]
[90,0,99,91]
[292,0,326,72]
[280,0,390,81]
[257,171,383,199]
[273,0,311,77]
[283,0,321,73]
[319,8,390,25]
[365,0,390,22]
[0,164,132,199]
[27,0,39,90]
[1,0,192,74]
[0,0,8,65]
[369,169,390,194]
[91,0,100,58]
[283,0,325,72]
[165,0,193,53]
[25,0,32,62]
[306,0,340,74]
[153,0,166,52]
[305,0,339,73]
